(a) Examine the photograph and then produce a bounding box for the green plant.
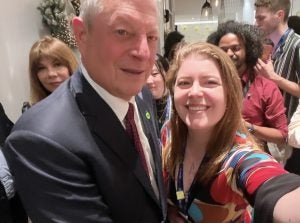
[37,0,80,48]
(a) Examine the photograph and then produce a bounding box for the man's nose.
[132,35,151,60]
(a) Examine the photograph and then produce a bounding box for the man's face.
[255,7,281,37]
[73,0,159,101]
[218,33,246,75]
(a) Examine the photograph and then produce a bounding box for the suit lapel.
[135,96,167,217]
[70,72,159,205]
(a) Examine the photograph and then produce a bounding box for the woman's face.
[37,57,70,92]
[174,55,226,132]
[146,64,166,99]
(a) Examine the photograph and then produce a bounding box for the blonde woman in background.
[22,36,78,112]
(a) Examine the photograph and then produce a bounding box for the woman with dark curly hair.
[207,21,288,162]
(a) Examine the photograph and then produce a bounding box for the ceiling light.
[213,0,219,7]
[201,0,213,17]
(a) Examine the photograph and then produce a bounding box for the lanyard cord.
[176,163,187,214]
[176,160,198,217]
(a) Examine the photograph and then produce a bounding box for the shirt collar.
[241,70,249,85]
[80,62,135,123]
[272,28,291,60]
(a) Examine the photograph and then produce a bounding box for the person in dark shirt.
[0,103,27,223]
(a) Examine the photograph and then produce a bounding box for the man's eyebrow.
[108,15,132,26]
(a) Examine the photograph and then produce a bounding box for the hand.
[254,58,279,82]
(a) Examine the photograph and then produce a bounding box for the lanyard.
[176,162,189,216]
[272,28,291,60]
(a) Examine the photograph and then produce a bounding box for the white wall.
[291,0,300,15]
[0,0,47,122]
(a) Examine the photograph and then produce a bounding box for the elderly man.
[3,0,167,222]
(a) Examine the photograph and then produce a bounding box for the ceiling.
[173,0,300,22]
[174,0,244,21]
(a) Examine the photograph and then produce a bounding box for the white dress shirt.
[81,64,159,198]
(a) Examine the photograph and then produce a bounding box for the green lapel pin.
[145,111,151,120]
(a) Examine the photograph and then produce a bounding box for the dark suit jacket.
[3,71,167,223]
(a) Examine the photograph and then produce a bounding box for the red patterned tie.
[124,103,149,175]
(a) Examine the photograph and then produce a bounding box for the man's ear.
[72,17,87,49]
[277,9,285,22]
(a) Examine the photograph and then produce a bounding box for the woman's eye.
[177,81,190,86]
[205,79,220,87]
[151,72,159,76]
[53,62,62,67]
[37,66,45,71]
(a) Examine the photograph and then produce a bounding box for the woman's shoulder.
[222,132,276,169]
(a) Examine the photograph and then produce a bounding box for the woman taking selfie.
[163,42,300,223]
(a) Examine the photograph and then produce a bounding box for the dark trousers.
[0,193,27,223]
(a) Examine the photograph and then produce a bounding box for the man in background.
[3,0,167,222]
[255,0,300,174]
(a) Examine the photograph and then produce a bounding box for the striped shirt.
[273,29,300,122]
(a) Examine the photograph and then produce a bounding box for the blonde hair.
[164,42,245,183]
[29,36,78,105]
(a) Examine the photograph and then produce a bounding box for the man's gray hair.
[79,0,104,30]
